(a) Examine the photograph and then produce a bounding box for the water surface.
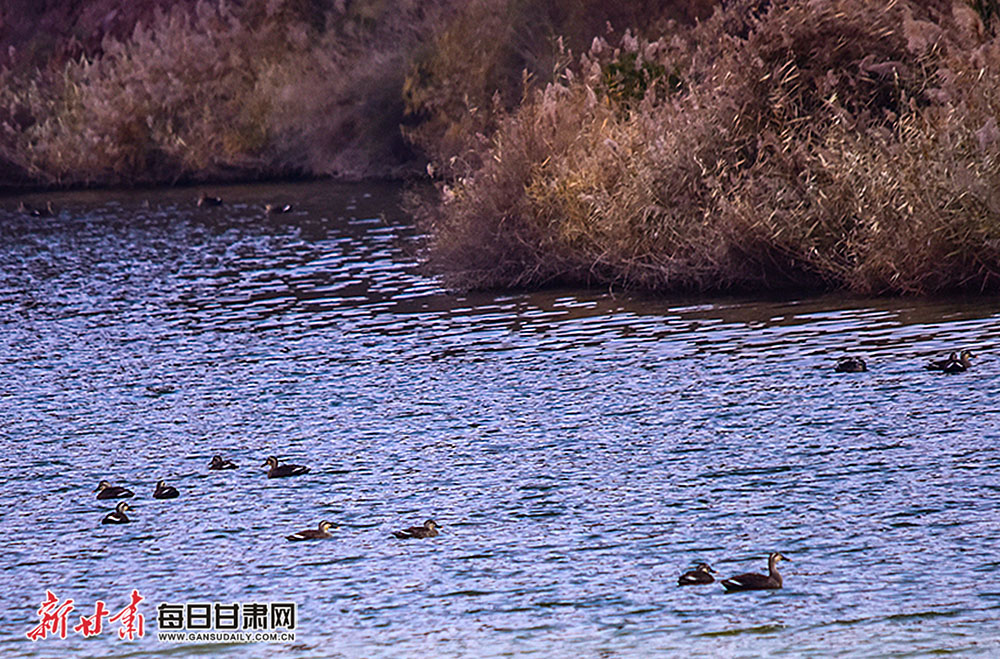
[1,182,999,657]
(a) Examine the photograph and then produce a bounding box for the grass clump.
[0,0,447,186]
[419,0,1000,294]
[401,0,715,177]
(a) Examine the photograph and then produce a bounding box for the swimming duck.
[264,203,293,214]
[678,563,716,586]
[153,480,180,499]
[209,455,238,470]
[102,501,132,525]
[392,519,441,539]
[721,552,789,591]
[263,456,310,478]
[926,350,974,372]
[197,193,223,207]
[95,480,135,500]
[941,350,973,373]
[286,520,337,541]
[834,356,867,373]
[926,351,957,371]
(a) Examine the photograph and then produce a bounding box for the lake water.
[2,181,999,657]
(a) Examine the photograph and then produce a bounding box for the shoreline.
[5,1,1000,296]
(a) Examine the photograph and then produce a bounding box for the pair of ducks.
[196,193,293,214]
[835,350,975,374]
[96,480,178,500]
[285,519,441,542]
[97,480,178,525]
[678,552,788,592]
[925,350,974,373]
[209,455,310,478]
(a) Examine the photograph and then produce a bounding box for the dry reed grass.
[402,0,716,178]
[0,0,448,185]
[420,0,1000,294]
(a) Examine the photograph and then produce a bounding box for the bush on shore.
[418,0,1000,294]
[0,0,448,185]
[401,0,715,178]
[6,0,1000,296]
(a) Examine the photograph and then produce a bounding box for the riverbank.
[417,0,1000,295]
[0,0,710,189]
[4,1,1000,295]
[0,0,445,186]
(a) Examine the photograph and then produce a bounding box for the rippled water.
[2,181,1000,658]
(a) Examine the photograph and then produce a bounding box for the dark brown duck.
[926,350,974,373]
[153,480,179,499]
[721,553,789,592]
[392,520,440,539]
[95,480,134,500]
[678,563,716,585]
[834,356,867,373]
[102,501,132,525]
[209,455,238,470]
[286,521,337,541]
[263,456,310,478]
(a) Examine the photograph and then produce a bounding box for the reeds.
[5,0,1000,295]
[0,0,448,185]
[420,0,1000,294]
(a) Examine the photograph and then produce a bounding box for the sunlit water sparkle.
[1,181,999,657]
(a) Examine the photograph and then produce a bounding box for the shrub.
[0,0,448,185]
[420,0,1000,294]
[402,0,715,177]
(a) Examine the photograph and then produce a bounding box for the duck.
[942,353,972,373]
[392,519,441,539]
[834,356,867,373]
[678,563,716,585]
[263,456,310,478]
[721,552,789,591]
[926,351,957,371]
[286,520,337,541]
[153,480,180,499]
[926,350,974,373]
[264,203,293,214]
[101,501,132,525]
[95,480,135,500]
[197,193,223,207]
[209,455,238,470]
